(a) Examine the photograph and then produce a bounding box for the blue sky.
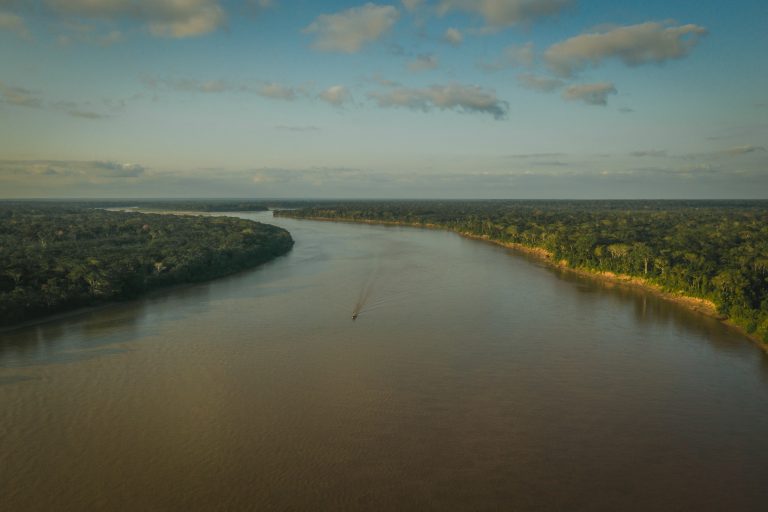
[1,0,766,198]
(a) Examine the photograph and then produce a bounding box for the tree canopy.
[0,204,293,327]
[276,200,768,342]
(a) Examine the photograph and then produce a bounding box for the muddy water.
[2,212,767,511]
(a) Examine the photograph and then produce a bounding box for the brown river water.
[2,211,768,511]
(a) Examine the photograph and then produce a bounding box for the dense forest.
[0,204,293,327]
[276,200,768,343]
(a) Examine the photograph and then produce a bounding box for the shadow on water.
[0,281,214,369]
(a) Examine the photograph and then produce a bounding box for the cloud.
[517,73,564,92]
[0,10,28,38]
[304,3,399,53]
[91,161,146,177]
[148,78,231,93]
[249,166,371,188]
[682,145,768,160]
[57,22,123,47]
[369,83,508,119]
[717,145,766,157]
[401,0,424,11]
[369,74,401,87]
[545,22,708,77]
[143,76,303,101]
[479,42,534,70]
[408,53,439,71]
[246,0,275,14]
[504,42,534,66]
[0,81,42,108]
[630,150,667,157]
[0,160,145,181]
[443,27,463,46]
[436,0,571,28]
[0,82,111,118]
[44,0,226,38]
[53,100,112,119]
[562,82,616,106]
[67,109,110,119]
[319,85,351,106]
[258,82,297,100]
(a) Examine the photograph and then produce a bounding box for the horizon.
[1,0,767,199]
[4,197,768,203]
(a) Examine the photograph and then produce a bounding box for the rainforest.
[276,200,768,343]
[0,204,293,327]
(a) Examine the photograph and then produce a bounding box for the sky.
[0,0,766,199]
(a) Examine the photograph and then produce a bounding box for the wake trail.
[352,256,381,318]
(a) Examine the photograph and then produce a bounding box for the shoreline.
[278,214,766,349]
[0,255,290,335]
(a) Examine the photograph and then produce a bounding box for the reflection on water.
[2,212,768,511]
[0,283,214,368]
[552,265,749,354]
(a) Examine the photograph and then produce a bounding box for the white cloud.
[319,85,351,106]
[401,0,424,11]
[562,82,617,106]
[408,53,438,72]
[443,27,463,46]
[92,161,146,177]
[0,10,28,38]
[148,7,224,38]
[517,73,564,92]
[545,22,708,77]
[258,82,296,100]
[369,83,508,119]
[304,3,399,53]
[44,0,226,38]
[437,0,571,28]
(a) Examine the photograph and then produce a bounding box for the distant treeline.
[2,199,270,212]
[0,205,293,327]
[276,200,768,342]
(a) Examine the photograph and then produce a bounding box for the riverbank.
[278,214,765,349]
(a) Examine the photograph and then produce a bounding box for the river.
[2,211,768,511]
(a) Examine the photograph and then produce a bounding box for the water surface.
[2,212,768,511]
